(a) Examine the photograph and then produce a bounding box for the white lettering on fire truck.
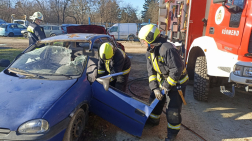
[222,28,239,36]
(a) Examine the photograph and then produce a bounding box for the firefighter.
[98,42,131,92]
[27,12,46,46]
[138,24,188,141]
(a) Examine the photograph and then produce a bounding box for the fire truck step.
[220,85,235,98]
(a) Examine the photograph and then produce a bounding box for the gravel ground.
[0,37,252,141]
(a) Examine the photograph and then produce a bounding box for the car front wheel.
[63,109,86,141]
[8,32,14,37]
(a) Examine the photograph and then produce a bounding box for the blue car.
[0,23,27,37]
[0,18,6,25]
[0,33,160,141]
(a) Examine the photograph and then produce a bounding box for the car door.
[10,24,21,35]
[52,26,60,35]
[16,24,26,35]
[90,72,160,137]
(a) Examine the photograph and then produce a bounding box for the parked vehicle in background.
[61,24,80,34]
[67,24,125,51]
[107,23,138,41]
[42,25,64,37]
[11,14,29,27]
[21,25,64,38]
[0,23,26,37]
[0,19,6,25]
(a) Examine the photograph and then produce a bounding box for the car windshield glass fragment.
[9,43,88,76]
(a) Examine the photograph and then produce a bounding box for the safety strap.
[105,60,110,73]
[150,53,162,74]
[150,113,160,119]
[168,123,181,130]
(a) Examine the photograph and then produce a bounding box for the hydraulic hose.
[127,77,207,141]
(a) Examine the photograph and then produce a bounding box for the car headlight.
[233,65,243,76]
[18,119,49,134]
[243,66,252,77]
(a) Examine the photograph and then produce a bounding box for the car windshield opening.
[9,41,89,77]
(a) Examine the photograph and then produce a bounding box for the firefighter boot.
[165,129,177,141]
[146,113,160,126]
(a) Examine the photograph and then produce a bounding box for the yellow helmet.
[138,24,160,44]
[30,12,44,21]
[99,42,114,60]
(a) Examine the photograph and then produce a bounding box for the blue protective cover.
[90,72,160,137]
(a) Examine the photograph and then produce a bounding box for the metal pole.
[88,17,91,25]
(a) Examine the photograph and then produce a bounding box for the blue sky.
[120,0,145,17]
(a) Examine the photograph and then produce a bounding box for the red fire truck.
[158,0,251,101]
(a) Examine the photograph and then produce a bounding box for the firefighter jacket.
[98,48,131,80]
[27,22,46,46]
[146,36,188,91]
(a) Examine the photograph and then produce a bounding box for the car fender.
[187,36,238,77]
[42,71,92,128]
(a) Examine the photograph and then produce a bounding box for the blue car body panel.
[42,68,92,128]
[90,73,160,137]
[0,72,77,130]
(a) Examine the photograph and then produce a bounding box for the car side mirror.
[96,77,111,91]
[0,59,10,67]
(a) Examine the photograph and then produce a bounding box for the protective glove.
[162,86,170,94]
[154,89,163,100]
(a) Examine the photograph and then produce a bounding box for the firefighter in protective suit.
[27,12,46,46]
[98,42,131,92]
[138,24,188,141]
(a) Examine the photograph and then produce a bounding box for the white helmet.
[30,12,44,21]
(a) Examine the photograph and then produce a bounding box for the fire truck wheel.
[193,56,209,101]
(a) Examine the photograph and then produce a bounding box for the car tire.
[8,32,14,37]
[128,35,135,41]
[50,33,56,37]
[63,109,86,141]
[23,33,28,38]
[193,56,209,101]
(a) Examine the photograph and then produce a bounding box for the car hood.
[0,72,77,130]
[67,25,107,34]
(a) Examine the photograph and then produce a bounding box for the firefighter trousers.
[149,85,186,135]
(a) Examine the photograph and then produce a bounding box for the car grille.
[0,128,11,135]
[248,32,252,53]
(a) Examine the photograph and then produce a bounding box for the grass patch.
[17,37,28,39]
[0,48,23,71]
